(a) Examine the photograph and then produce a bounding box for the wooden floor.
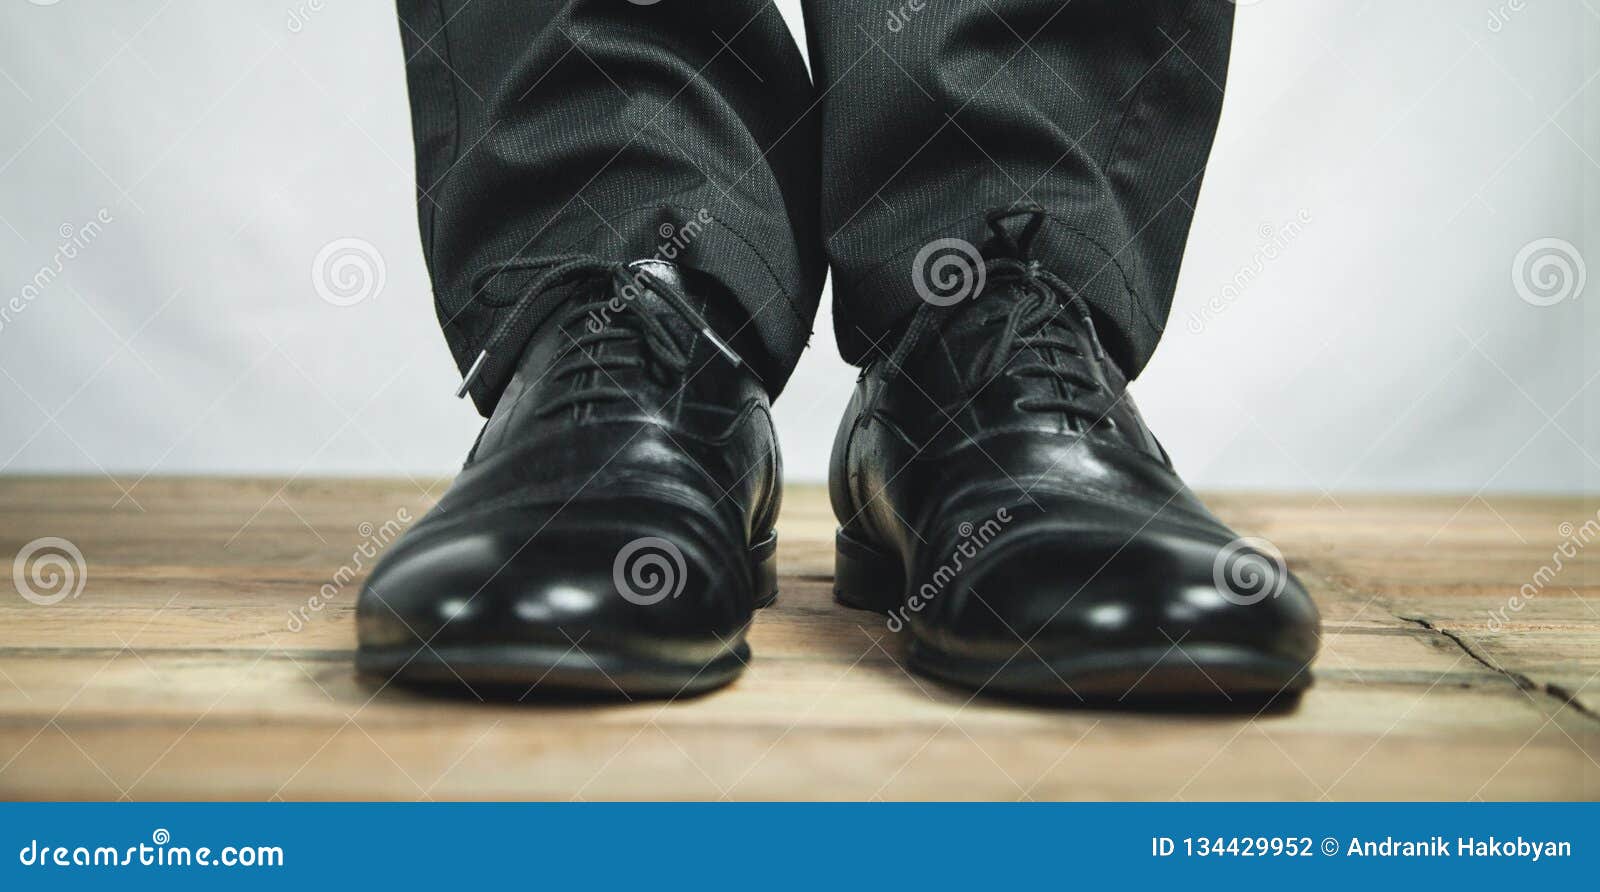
[0,477,1596,800]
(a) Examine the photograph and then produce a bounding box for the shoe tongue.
[983,207,1048,260]
[627,258,685,292]
[624,259,685,310]
[622,259,752,361]
[611,260,698,339]
[941,273,1100,372]
[943,273,1034,335]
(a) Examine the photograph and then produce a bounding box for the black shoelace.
[865,208,1113,428]
[456,257,742,412]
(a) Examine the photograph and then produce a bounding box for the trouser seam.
[429,0,464,337]
[1095,0,1206,337]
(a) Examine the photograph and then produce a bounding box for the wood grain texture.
[0,477,1596,801]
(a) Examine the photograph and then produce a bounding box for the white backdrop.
[0,1,1595,493]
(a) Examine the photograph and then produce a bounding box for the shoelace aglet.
[701,327,743,367]
[456,350,488,399]
[1079,307,1105,361]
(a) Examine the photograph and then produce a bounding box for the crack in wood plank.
[1397,613,1600,726]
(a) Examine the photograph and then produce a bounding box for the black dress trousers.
[396,0,1234,413]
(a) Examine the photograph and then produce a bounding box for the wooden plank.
[1,477,1597,801]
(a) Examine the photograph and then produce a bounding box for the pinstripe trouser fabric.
[396,0,1234,413]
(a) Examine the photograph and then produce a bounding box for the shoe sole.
[356,640,752,699]
[834,527,1312,701]
[356,531,779,700]
[903,640,1310,702]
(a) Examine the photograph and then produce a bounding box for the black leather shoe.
[829,211,1319,701]
[357,260,780,697]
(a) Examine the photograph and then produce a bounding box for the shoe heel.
[834,527,904,612]
[749,530,779,608]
